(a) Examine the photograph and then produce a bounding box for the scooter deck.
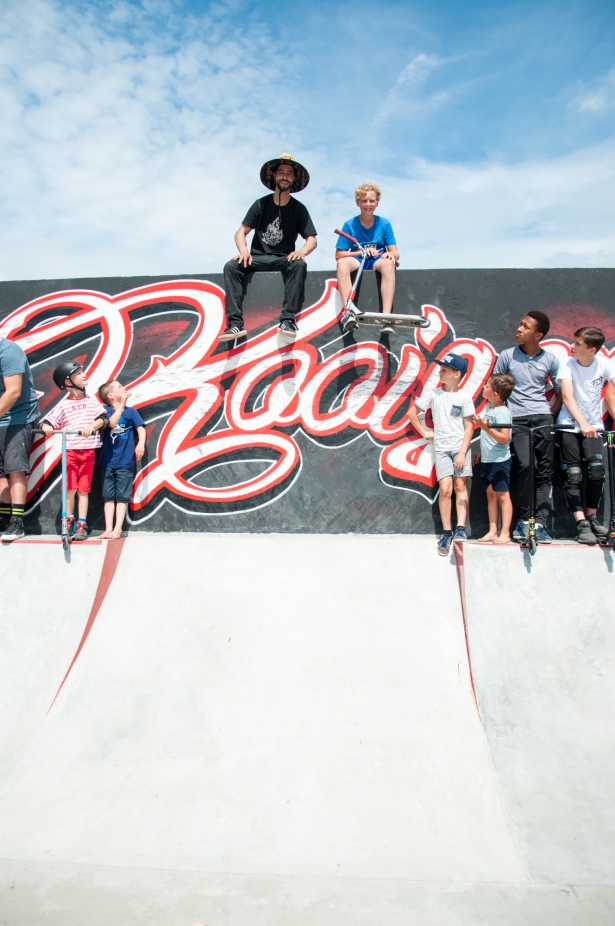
[358,312,430,329]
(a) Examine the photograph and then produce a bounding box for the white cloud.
[0,0,614,281]
[577,68,615,113]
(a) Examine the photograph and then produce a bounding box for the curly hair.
[354,183,381,203]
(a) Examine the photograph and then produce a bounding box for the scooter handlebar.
[334,228,360,246]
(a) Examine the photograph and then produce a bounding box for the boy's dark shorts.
[0,422,35,477]
[481,458,511,493]
[101,466,134,502]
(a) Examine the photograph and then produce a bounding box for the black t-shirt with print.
[243,195,317,256]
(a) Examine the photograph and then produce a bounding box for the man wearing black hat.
[219,154,317,342]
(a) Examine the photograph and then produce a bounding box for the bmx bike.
[334,228,429,333]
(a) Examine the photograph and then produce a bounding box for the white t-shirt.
[556,354,615,431]
[416,387,475,452]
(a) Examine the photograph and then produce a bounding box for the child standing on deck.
[407,353,475,556]
[97,380,146,539]
[473,374,515,544]
[41,362,108,541]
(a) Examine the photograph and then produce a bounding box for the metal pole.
[61,428,67,542]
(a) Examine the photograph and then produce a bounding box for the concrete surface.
[0,534,613,924]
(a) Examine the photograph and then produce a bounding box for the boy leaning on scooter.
[556,326,615,544]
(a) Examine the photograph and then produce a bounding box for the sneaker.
[0,513,10,533]
[453,526,468,542]
[437,532,453,556]
[380,321,395,335]
[576,519,597,545]
[535,524,552,544]
[66,515,76,537]
[72,520,88,541]
[587,514,609,540]
[342,310,358,332]
[2,515,24,542]
[278,319,298,339]
[218,324,247,342]
[512,520,528,543]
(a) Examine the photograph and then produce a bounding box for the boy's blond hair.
[355,182,381,203]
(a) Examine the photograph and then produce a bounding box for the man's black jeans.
[223,255,307,328]
[510,413,555,526]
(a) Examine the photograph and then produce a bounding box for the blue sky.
[0,0,614,278]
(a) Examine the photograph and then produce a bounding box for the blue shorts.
[101,466,134,503]
[481,459,511,493]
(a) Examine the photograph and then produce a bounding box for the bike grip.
[334,228,359,246]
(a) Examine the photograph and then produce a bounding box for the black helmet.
[52,360,84,391]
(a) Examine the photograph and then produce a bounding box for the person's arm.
[407,402,433,440]
[107,398,127,429]
[472,415,511,445]
[605,379,615,422]
[336,248,362,260]
[80,414,108,438]
[560,379,597,438]
[232,224,254,267]
[383,244,400,263]
[0,373,22,419]
[135,425,146,461]
[288,236,317,261]
[455,418,474,471]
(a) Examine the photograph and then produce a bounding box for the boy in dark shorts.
[473,374,515,544]
[556,326,615,544]
[97,380,146,539]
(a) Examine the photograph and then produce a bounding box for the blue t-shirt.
[480,404,512,463]
[336,215,396,253]
[99,405,145,468]
[0,338,40,426]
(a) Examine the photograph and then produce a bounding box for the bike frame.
[334,228,384,317]
[512,422,574,555]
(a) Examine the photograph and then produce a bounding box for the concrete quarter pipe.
[0,534,614,925]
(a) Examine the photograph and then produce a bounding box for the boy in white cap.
[408,353,475,556]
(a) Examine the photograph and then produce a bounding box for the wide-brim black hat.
[260,153,309,193]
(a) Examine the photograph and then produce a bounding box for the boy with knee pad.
[557,327,615,544]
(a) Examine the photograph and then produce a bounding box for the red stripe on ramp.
[48,539,125,712]
[454,541,481,720]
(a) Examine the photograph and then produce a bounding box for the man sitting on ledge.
[219,154,318,343]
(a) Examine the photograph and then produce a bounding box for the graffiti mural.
[1,269,614,534]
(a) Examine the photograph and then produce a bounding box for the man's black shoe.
[278,319,298,339]
[218,325,247,342]
[2,515,24,542]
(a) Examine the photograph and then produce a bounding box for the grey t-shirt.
[416,387,475,452]
[493,345,560,417]
[0,338,40,426]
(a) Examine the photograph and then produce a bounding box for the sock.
[11,504,25,519]
[0,504,10,518]
[77,518,87,524]
[443,529,453,536]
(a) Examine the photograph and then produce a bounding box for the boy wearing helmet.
[41,362,108,540]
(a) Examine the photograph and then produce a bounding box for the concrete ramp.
[0,534,614,925]
[458,542,615,886]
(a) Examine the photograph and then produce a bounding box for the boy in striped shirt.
[41,362,108,540]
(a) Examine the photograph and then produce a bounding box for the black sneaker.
[2,515,24,542]
[218,325,247,342]
[380,321,395,335]
[278,319,298,339]
[576,519,597,545]
[587,514,609,540]
[0,513,10,533]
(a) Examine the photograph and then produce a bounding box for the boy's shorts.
[101,466,134,503]
[0,422,34,477]
[481,458,511,493]
[435,448,472,480]
[66,449,95,492]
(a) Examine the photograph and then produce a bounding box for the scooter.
[602,430,615,547]
[34,428,83,553]
[335,228,380,332]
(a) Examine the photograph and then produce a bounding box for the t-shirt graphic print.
[262,216,284,247]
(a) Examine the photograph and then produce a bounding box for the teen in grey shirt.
[493,311,561,542]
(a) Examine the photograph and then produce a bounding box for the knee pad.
[564,464,582,489]
[587,454,605,481]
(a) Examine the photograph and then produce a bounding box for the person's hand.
[365,247,380,258]
[581,423,598,439]
[81,423,95,437]
[472,414,485,430]
[135,442,145,462]
[232,250,252,267]
[382,251,397,262]
[424,429,434,441]
[454,452,466,471]
[41,423,53,435]
[474,449,482,465]
[287,250,306,261]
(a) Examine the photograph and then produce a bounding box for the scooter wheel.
[529,535,537,556]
